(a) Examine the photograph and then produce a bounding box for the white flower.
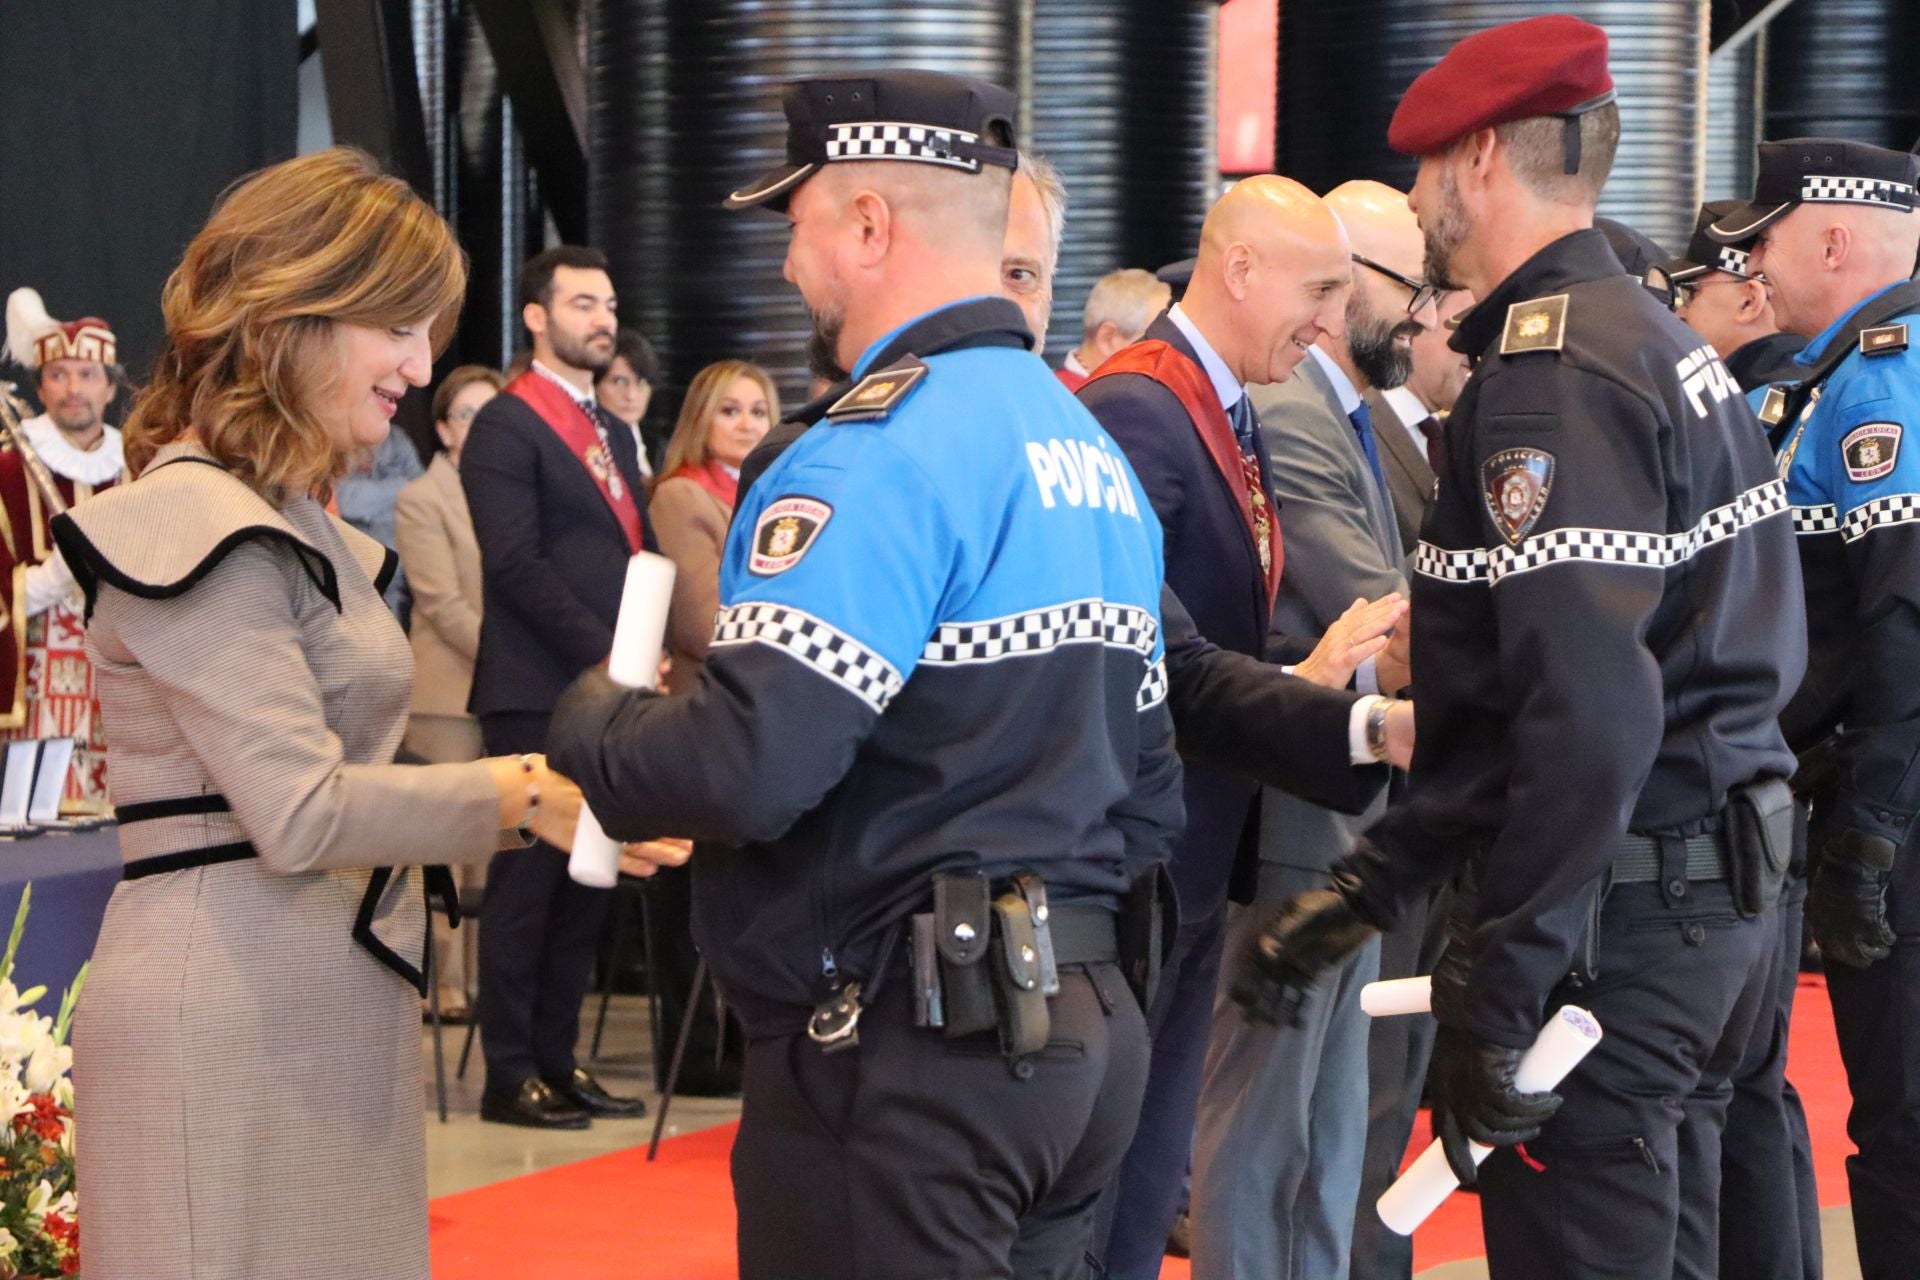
[23,1042,68,1095]
[51,1077,71,1111]
[58,1116,73,1159]
[49,1191,74,1219]
[25,1178,52,1220]
[0,1226,18,1259]
[0,1075,30,1129]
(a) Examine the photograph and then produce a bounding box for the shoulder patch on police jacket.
[749,496,834,575]
[1499,294,1569,356]
[1483,447,1556,544]
[825,357,930,423]
[1860,323,1909,357]
[1842,423,1903,483]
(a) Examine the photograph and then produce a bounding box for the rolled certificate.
[1375,1004,1603,1236]
[1361,975,1433,1018]
[568,551,678,889]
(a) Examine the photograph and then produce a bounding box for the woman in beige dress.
[397,366,503,1016]
[55,148,672,1280]
[648,359,777,694]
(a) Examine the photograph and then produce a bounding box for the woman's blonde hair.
[124,147,468,501]
[655,360,780,487]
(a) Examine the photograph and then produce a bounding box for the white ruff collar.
[21,415,126,487]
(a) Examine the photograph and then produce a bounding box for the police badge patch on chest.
[1842,423,1902,483]
[1482,447,1556,544]
[750,496,834,575]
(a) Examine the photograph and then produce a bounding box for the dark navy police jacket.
[550,298,1182,1036]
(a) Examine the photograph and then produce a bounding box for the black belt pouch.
[1727,777,1796,918]
[1117,865,1177,1013]
[935,871,997,1036]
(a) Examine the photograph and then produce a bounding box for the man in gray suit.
[1191,180,1435,1280]
[1367,288,1473,556]
[1350,284,1473,1280]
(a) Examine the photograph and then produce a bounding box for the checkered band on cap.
[1842,493,1920,542]
[710,602,905,713]
[823,121,983,172]
[1137,659,1169,712]
[920,598,1158,666]
[1792,504,1840,536]
[1416,479,1789,586]
[1715,246,1751,276]
[1800,175,1918,208]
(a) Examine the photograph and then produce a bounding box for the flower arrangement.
[0,886,84,1278]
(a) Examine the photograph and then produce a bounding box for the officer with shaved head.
[1234,16,1806,1278]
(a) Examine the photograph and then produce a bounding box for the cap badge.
[1757,385,1789,428]
[1482,447,1556,545]
[1500,294,1569,356]
[827,357,930,423]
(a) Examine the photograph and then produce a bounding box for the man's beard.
[807,303,849,385]
[46,401,101,435]
[550,323,613,374]
[1421,168,1471,292]
[1347,291,1420,391]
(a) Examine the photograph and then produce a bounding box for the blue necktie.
[1228,394,1258,455]
[1348,401,1389,497]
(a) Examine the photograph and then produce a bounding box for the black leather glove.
[1426,887,1477,1028]
[1427,1024,1564,1185]
[1231,871,1381,1028]
[1806,827,1896,969]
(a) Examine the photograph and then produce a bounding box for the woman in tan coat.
[56,148,679,1280]
[396,364,503,1015]
[648,359,777,694]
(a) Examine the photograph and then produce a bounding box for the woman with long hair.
[649,359,777,695]
[54,148,615,1280]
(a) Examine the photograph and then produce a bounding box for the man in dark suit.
[1369,287,1474,557]
[463,246,655,1129]
[1079,176,1408,1279]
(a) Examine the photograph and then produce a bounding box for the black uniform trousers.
[476,710,614,1089]
[1720,869,1822,1280]
[1350,879,1452,1280]
[733,960,1150,1280]
[1826,836,1920,1280]
[1477,878,1773,1280]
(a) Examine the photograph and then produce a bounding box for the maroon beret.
[1388,15,1614,158]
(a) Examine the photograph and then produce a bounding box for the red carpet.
[429,977,1849,1279]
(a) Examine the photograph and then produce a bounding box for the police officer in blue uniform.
[1713,137,1920,1280]
[547,70,1180,1279]
[1663,200,1808,394]
[1229,17,1806,1279]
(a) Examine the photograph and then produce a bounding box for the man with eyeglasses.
[1189,179,1432,1280]
[1665,200,1806,395]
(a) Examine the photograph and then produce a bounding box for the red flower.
[11,1094,65,1143]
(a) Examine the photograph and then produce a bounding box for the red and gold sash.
[506,369,644,553]
[1085,341,1284,606]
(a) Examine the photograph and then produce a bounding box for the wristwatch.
[1365,698,1393,762]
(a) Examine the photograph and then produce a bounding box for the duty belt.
[116,793,460,997]
[1612,832,1727,883]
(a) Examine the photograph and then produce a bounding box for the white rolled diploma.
[1361,975,1433,1018]
[567,551,678,888]
[1375,1004,1604,1236]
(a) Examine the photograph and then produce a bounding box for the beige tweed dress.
[55,442,515,1280]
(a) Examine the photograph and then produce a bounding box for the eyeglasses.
[1669,274,1769,312]
[1351,254,1439,316]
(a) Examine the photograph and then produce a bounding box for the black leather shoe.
[479,1077,590,1130]
[545,1067,648,1118]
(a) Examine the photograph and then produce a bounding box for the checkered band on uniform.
[920,599,1158,665]
[1842,493,1920,542]
[711,602,905,712]
[1715,246,1751,276]
[1792,504,1841,536]
[1417,478,1790,586]
[1800,175,1918,208]
[824,122,982,172]
[1137,659,1169,712]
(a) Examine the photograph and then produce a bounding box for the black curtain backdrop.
[0,0,297,393]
